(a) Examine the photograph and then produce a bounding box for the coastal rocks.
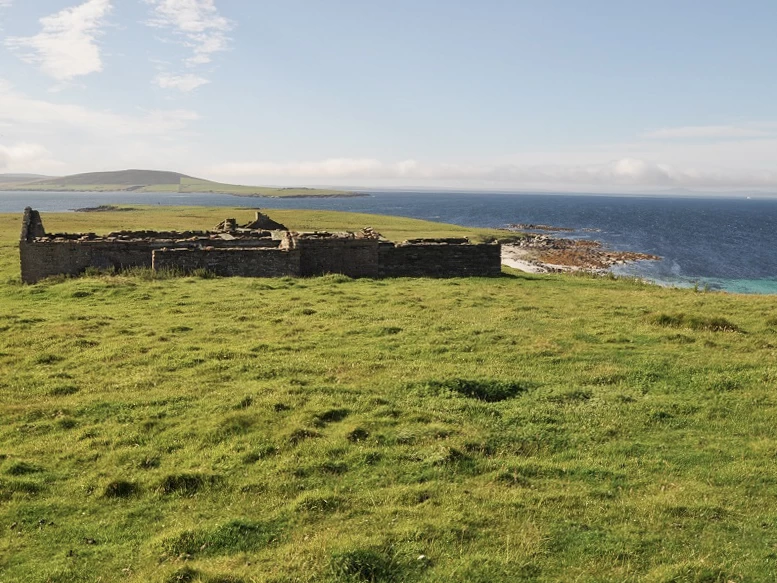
[501,233,660,274]
[72,205,136,213]
[507,223,574,232]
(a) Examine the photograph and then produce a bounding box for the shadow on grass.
[420,379,532,403]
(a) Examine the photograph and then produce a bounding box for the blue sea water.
[2,189,776,294]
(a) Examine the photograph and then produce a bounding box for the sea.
[2,189,776,295]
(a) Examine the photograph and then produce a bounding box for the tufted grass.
[1,207,777,581]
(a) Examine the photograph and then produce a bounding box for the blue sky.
[0,0,775,191]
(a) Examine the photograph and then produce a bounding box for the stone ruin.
[18,208,502,284]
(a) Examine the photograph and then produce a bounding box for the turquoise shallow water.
[710,278,777,294]
[3,189,777,294]
[612,266,777,295]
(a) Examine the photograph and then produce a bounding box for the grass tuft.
[313,408,350,426]
[348,427,370,442]
[139,455,161,469]
[424,379,529,402]
[162,519,284,558]
[192,268,218,279]
[288,428,321,445]
[296,493,347,513]
[6,461,43,476]
[651,313,743,333]
[103,480,141,499]
[329,546,404,583]
[235,395,253,409]
[34,353,64,364]
[49,384,80,396]
[158,473,214,496]
[164,566,199,583]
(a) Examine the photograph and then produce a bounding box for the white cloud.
[155,72,210,92]
[0,0,12,33]
[641,123,777,140]
[0,80,202,173]
[0,79,199,136]
[5,0,111,82]
[0,142,47,168]
[146,0,232,64]
[145,0,232,90]
[214,159,400,179]
[208,156,777,191]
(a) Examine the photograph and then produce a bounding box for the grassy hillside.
[0,174,54,185]
[1,208,777,582]
[0,169,358,197]
[34,170,189,186]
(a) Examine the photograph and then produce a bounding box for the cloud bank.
[0,142,55,171]
[0,79,201,173]
[641,123,777,140]
[5,0,111,81]
[210,156,777,191]
[0,80,198,136]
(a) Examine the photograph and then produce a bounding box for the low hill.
[33,169,191,187]
[0,169,361,198]
[0,173,55,184]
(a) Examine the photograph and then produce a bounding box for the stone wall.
[20,240,158,284]
[379,240,502,277]
[291,234,381,278]
[19,208,502,282]
[19,239,283,283]
[20,207,45,241]
[152,247,301,277]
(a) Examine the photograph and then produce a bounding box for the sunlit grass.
[1,207,776,582]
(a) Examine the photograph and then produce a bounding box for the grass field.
[2,207,777,582]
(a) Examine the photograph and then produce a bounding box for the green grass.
[2,207,777,581]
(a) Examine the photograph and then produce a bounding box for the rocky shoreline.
[72,205,137,212]
[500,231,660,274]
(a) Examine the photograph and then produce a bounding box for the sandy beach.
[500,245,547,273]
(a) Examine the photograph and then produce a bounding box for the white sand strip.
[500,245,547,273]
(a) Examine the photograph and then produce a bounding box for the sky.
[0,0,776,192]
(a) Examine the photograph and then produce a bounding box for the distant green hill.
[34,169,190,187]
[0,173,55,184]
[0,169,362,198]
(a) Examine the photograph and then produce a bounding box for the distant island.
[0,169,365,198]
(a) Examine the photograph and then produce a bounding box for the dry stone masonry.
[19,208,501,283]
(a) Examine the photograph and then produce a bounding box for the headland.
[0,169,365,198]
